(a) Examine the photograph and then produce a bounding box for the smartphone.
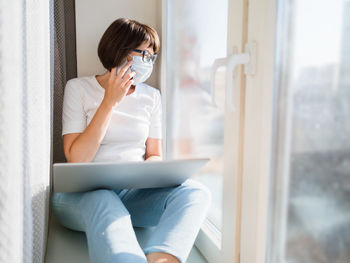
[127,66,134,81]
[116,60,133,78]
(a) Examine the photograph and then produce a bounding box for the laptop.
[53,158,210,192]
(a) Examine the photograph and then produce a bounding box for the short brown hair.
[97,18,160,71]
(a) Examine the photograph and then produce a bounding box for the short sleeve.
[148,89,162,139]
[61,80,87,136]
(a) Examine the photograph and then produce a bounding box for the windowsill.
[195,218,222,263]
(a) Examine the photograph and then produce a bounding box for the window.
[268,1,350,262]
[165,0,229,231]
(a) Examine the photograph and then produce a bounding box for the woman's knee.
[171,179,212,206]
[51,192,87,231]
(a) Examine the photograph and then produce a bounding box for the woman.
[51,18,212,263]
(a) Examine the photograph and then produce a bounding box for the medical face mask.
[117,56,153,85]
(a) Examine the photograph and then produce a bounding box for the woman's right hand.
[102,60,136,108]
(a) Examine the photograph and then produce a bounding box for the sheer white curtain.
[0,1,52,262]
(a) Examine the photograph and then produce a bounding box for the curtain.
[53,0,77,164]
[0,0,52,262]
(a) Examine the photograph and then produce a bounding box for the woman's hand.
[102,61,136,108]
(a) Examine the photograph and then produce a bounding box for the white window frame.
[239,0,277,262]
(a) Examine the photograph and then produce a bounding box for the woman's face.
[126,41,154,62]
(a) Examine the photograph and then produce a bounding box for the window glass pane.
[166,0,228,229]
[269,0,350,262]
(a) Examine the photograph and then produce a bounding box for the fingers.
[120,71,136,87]
[123,79,134,93]
[116,60,133,80]
[109,67,117,82]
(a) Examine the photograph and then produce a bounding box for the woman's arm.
[145,137,162,161]
[64,64,135,163]
[63,102,114,162]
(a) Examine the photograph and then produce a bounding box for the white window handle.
[210,57,228,107]
[226,53,250,111]
[211,42,255,111]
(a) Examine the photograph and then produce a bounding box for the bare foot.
[146,252,180,263]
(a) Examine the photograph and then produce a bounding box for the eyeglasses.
[132,48,158,64]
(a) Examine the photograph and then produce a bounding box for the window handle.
[210,57,228,107]
[226,53,250,111]
[211,42,256,111]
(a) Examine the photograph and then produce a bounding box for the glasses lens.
[143,52,151,63]
[152,54,158,64]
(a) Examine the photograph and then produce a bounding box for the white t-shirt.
[62,76,162,162]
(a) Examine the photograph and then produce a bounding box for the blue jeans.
[51,179,212,263]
